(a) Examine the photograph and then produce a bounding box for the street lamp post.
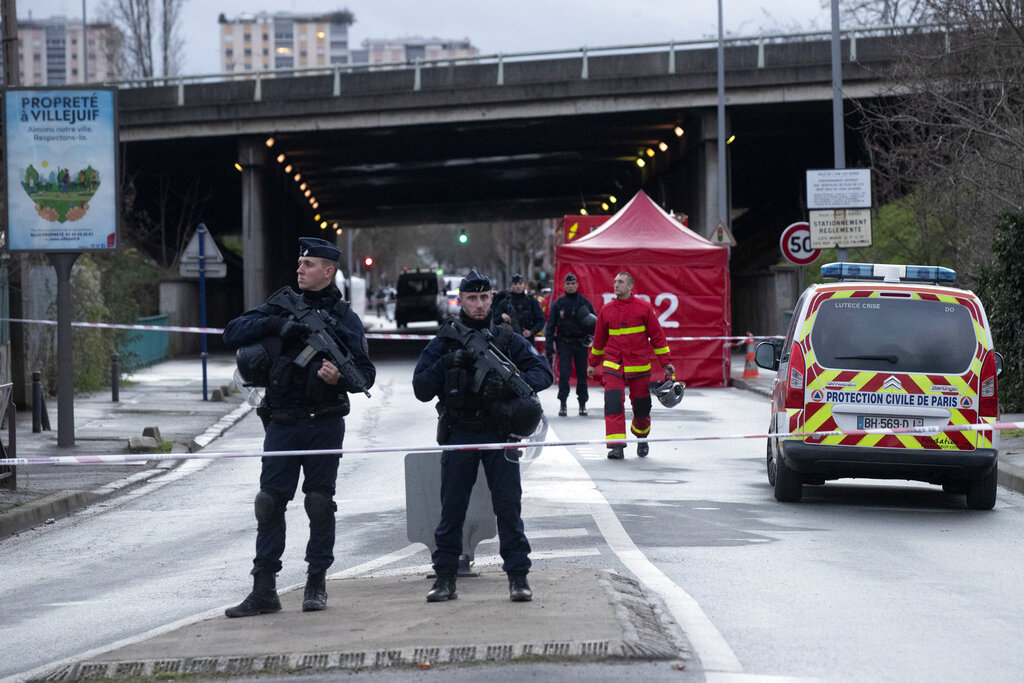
[716,0,728,236]
[82,0,87,82]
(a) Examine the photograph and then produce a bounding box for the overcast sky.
[20,0,832,76]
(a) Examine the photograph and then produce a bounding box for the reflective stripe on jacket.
[587,295,671,378]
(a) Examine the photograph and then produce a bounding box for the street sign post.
[178,223,225,399]
[709,218,737,247]
[780,222,822,266]
[780,221,821,293]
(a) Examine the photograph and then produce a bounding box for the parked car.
[443,275,462,318]
[755,262,1004,509]
[395,270,445,328]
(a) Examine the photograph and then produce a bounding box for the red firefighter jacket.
[588,295,672,378]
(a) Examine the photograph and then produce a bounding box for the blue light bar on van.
[820,262,957,284]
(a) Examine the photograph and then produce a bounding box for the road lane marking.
[524,425,743,674]
[477,527,590,542]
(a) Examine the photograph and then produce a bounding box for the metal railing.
[0,382,16,491]
[104,23,946,106]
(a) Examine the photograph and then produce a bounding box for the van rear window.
[398,277,438,296]
[810,297,978,374]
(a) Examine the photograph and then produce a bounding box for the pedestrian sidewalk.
[0,354,251,539]
[727,348,1024,496]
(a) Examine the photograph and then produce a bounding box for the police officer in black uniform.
[412,269,553,603]
[495,273,544,339]
[222,237,375,618]
[544,272,597,417]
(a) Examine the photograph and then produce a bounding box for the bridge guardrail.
[104,23,949,106]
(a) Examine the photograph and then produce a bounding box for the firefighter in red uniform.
[587,271,675,459]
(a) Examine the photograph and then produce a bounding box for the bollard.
[742,332,760,379]
[32,371,43,433]
[111,352,120,402]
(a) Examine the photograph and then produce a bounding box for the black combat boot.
[225,568,281,618]
[426,574,458,602]
[606,445,625,460]
[578,400,588,416]
[558,400,567,417]
[637,440,649,457]
[508,573,533,602]
[302,568,328,612]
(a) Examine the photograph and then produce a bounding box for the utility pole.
[716,0,728,235]
[1,0,18,87]
[1,0,26,398]
[830,0,849,262]
[81,0,87,82]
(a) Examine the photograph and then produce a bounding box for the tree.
[99,0,184,78]
[825,0,933,27]
[974,211,1024,412]
[854,0,1024,281]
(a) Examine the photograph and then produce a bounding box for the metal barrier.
[0,382,16,490]
[103,23,948,102]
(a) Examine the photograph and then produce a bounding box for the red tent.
[554,191,731,387]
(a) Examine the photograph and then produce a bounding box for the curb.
[0,403,253,540]
[730,376,773,399]
[0,463,173,540]
[997,461,1024,497]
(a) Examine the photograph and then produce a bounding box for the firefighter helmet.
[649,378,685,408]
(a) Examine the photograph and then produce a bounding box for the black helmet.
[499,394,544,438]
[576,307,597,333]
[649,378,685,408]
[235,337,282,387]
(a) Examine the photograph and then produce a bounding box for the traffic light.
[363,256,374,267]
[458,229,468,244]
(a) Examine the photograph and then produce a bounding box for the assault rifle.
[267,287,372,397]
[438,318,534,400]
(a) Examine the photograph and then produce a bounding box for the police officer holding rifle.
[544,272,596,417]
[222,237,375,617]
[413,269,553,603]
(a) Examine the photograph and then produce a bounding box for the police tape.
[2,420,1021,468]
[0,317,225,335]
[0,317,780,344]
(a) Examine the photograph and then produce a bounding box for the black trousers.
[556,339,590,403]
[254,415,344,573]
[432,428,531,576]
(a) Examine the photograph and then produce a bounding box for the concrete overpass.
[115,29,937,310]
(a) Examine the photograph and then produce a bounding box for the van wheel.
[774,454,803,502]
[966,465,997,510]
[766,437,777,486]
[942,481,968,494]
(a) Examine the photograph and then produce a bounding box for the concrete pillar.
[697,107,729,238]
[239,138,269,310]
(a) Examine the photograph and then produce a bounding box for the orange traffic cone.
[742,332,759,379]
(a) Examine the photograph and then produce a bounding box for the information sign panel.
[808,208,873,248]
[4,88,119,251]
[806,169,871,209]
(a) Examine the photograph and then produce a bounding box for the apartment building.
[0,16,121,86]
[218,11,354,73]
[353,37,479,65]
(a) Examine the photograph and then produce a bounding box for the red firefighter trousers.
[602,373,652,444]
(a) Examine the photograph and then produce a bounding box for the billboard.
[4,88,119,252]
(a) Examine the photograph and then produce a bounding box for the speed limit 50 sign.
[780,222,822,266]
